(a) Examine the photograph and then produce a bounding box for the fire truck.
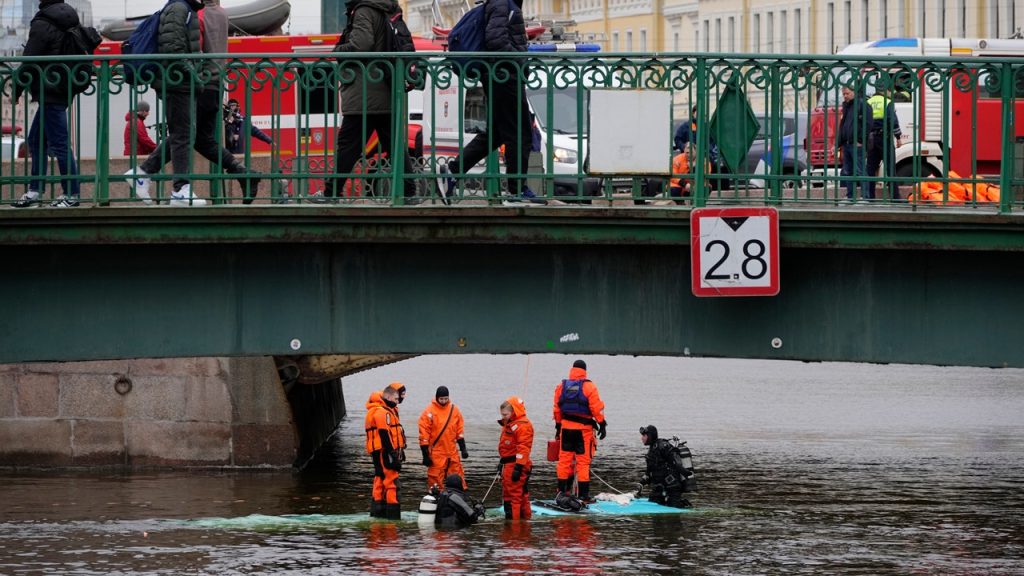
[808,38,1024,180]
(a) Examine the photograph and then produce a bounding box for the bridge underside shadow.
[2,241,1022,368]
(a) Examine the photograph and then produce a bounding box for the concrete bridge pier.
[0,357,324,468]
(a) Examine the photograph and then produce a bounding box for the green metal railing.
[1,50,1021,211]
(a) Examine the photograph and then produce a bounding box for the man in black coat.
[836,85,872,203]
[439,0,541,205]
[12,0,82,208]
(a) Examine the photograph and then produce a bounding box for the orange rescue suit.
[498,396,534,520]
[553,366,606,485]
[418,399,466,490]
[366,391,406,505]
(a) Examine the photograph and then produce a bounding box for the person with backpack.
[127,0,263,205]
[122,0,207,206]
[12,0,85,208]
[637,425,693,509]
[553,359,607,504]
[311,0,419,204]
[433,473,485,529]
[418,386,470,491]
[438,0,540,205]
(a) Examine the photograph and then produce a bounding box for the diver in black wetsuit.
[434,474,485,528]
[637,425,694,508]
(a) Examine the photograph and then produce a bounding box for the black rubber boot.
[384,503,401,520]
[557,478,568,494]
[503,501,513,520]
[578,481,593,503]
[369,499,385,517]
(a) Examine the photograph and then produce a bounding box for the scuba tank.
[417,494,438,526]
[670,436,697,492]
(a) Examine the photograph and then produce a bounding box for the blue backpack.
[121,7,164,85]
[447,0,515,76]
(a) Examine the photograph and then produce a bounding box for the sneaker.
[123,168,152,205]
[519,187,548,205]
[50,194,80,208]
[169,185,206,207]
[838,198,854,206]
[307,190,337,204]
[436,163,455,206]
[13,190,41,208]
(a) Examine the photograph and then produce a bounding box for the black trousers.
[449,76,532,195]
[866,131,898,200]
[329,112,415,198]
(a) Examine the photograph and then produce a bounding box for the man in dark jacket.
[439,0,541,205]
[129,0,263,205]
[313,0,418,204]
[836,85,872,203]
[123,0,207,206]
[224,99,274,155]
[12,0,82,208]
[434,473,485,528]
[866,86,903,200]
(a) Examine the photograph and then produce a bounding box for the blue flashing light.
[871,38,919,48]
[527,43,602,53]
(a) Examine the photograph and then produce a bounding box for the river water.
[2,355,1023,575]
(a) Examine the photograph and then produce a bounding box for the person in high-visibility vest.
[419,385,469,491]
[553,359,607,504]
[866,87,903,200]
[365,384,407,519]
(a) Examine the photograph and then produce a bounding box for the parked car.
[1,125,27,161]
[743,112,810,189]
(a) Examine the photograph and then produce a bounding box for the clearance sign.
[690,207,780,297]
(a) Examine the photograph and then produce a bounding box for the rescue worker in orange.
[365,384,407,519]
[553,359,607,504]
[498,396,534,521]
[418,385,470,491]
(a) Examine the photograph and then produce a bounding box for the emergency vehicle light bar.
[527,43,601,53]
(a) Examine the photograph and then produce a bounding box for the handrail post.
[95,59,111,206]
[998,62,1015,214]
[694,56,706,208]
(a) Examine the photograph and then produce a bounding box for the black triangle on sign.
[722,217,748,232]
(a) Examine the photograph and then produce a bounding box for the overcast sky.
[89,0,321,34]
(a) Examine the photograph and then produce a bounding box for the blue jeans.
[840,142,867,200]
[27,104,79,197]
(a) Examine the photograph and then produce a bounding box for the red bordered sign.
[691,207,780,297]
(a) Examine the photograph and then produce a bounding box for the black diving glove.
[597,420,608,440]
[421,445,433,467]
[383,449,402,471]
[555,422,561,437]
[457,438,469,459]
[511,463,523,482]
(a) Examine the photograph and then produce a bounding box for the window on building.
[897,0,906,35]
[882,0,888,36]
[940,0,946,36]
[703,20,710,51]
[674,30,680,51]
[919,0,926,37]
[827,2,835,52]
[957,0,965,36]
[641,29,647,51]
[795,9,802,52]
[613,31,619,51]
[844,0,851,45]
[728,17,736,51]
[715,19,722,51]
[780,11,788,52]
[861,0,868,40]
[753,13,761,52]
[626,30,633,51]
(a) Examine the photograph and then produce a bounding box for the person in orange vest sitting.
[498,396,534,520]
[553,359,607,504]
[418,386,470,491]
[669,142,710,204]
[365,384,407,519]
